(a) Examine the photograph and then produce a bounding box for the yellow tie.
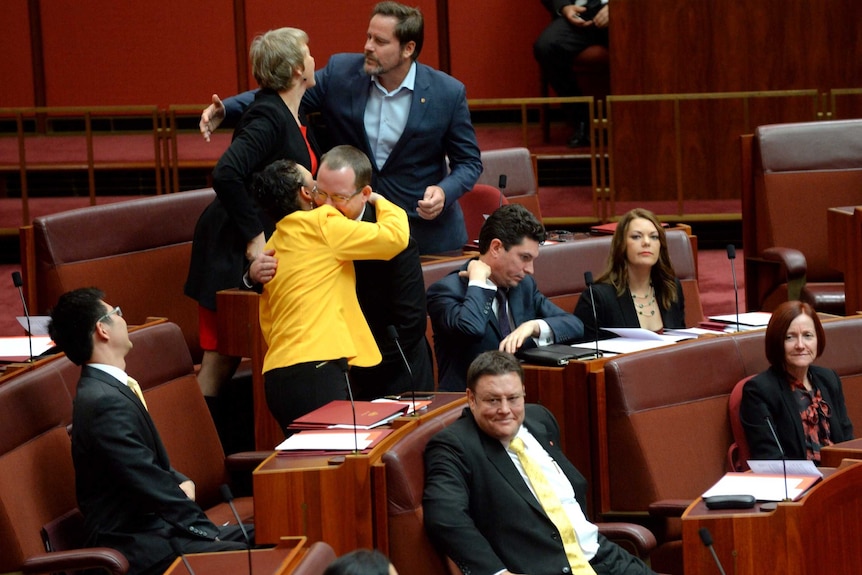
[509,437,596,574]
[127,377,148,411]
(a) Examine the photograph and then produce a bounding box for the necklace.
[631,284,656,316]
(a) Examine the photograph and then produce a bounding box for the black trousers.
[264,360,349,436]
[350,337,434,400]
[591,534,657,575]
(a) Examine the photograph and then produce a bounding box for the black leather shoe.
[567,122,591,148]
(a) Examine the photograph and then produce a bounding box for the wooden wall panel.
[39,0,236,107]
[243,0,441,93]
[1,0,35,107]
[447,0,548,99]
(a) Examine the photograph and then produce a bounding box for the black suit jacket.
[72,366,219,573]
[350,207,434,397]
[573,279,686,341]
[740,364,854,460]
[185,88,317,309]
[423,404,590,575]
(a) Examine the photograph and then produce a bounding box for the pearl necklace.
[631,284,656,317]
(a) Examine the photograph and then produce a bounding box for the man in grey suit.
[201,1,483,255]
[426,204,583,391]
[423,351,655,575]
[49,288,250,575]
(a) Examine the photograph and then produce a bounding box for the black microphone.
[498,175,507,207]
[584,271,603,360]
[219,484,253,575]
[387,325,417,416]
[337,358,359,453]
[698,527,728,575]
[726,244,740,332]
[11,271,34,362]
[169,539,198,575]
[764,415,790,501]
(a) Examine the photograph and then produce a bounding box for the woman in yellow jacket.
[250,154,409,434]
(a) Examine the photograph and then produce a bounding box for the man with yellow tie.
[423,351,655,575]
[49,288,250,575]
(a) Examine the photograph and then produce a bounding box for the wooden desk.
[827,206,862,315]
[821,437,862,468]
[253,394,466,554]
[163,537,308,575]
[682,461,862,574]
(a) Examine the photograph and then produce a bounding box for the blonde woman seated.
[250,156,408,434]
[574,208,685,339]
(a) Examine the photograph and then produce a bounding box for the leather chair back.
[477,148,542,220]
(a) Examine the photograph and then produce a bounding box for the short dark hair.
[48,287,107,366]
[320,145,372,190]
[251,159,306,221]
[466,350,524,392]
[323,549,391,575]
[372,1,424,60]
[764,300,826,369]
[477,204,545,254]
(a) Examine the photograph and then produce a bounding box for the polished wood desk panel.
[681,461,862,574]
[163,538,308,575]
[253,394,467,554]
[820,437,862,468]
[827,206,862,315]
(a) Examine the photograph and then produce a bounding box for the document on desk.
[0,335,54,361]
[702,469,822,502]
[595,328,693,355]
[275,429,393,452]
[708,312,772,330]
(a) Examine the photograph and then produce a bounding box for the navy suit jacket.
[226,54,483,255]
[740,364,854,460]
[427,260,584,391]
[424,405,591,575]
[72,366,219,573]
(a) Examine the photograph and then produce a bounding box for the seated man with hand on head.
[423,350,656,575]
[49,288,251,575]
[426,204,583,391]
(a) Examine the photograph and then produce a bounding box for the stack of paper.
[708,312,772,332]
[702,460,823,502]
[275,428,393,455]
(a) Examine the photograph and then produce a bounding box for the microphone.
[11,271,34,362]
[498,175,507,208]
[698,527,728,575]
[726,244,740,332]
[169,539,198,575]
[764,415,790,501]
[337,358,359,453]
[584,271,603,360]
[219,484,253,575]
[387,325,417,416]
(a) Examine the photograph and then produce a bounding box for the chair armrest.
[595,522,657,558]
[225,450,273,472]
[647,499,692,518]
[761,247,807,279]
[22,548,129,575]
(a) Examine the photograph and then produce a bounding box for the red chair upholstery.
[458,184,509,244]
[476,148,542,221]
[727,375,756,472]
[741,120,862,314]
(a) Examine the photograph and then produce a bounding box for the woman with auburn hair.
[740,300,853,463]
[574,208,684,338]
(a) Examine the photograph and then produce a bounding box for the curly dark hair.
[478,204,545,254]
[251,159,306,221]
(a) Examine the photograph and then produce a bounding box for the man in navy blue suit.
[427,204,584,391]
[200,2,483,255]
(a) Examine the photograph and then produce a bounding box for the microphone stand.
[726,244,740,332]
[337,358,359,454]
[219,484,252,575]
[387,325,417,416]
[11,272,33,362]
[765,415,790,501]
[584,271,603,360]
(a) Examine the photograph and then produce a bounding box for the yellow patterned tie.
[510,437,596,574]
[127,377,148,411]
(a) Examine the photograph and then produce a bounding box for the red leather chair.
[458,184,509,243]
[727,375,756,472]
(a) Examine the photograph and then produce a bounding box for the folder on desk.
[289,400,409,430]
[702,471,822,502]
[275,428,394,453]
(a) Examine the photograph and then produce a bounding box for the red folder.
[289,400,409,430]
